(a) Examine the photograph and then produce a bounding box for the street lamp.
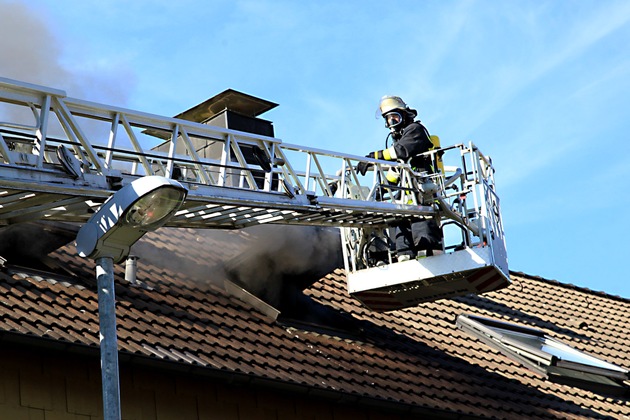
[76,176,187,420]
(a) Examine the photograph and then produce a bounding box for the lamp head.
[76,176,187,263]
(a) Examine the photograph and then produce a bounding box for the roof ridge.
[509,270,630,304]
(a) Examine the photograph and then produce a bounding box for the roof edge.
[509,270,629,303]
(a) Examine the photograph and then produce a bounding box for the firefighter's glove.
[357,151,384,176]
[357,160,371,176]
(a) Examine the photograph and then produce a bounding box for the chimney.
[125,255,139,285]
[150,89,279,189]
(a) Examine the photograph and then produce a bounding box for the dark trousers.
[395,218,443,258]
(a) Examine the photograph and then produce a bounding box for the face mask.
[384,112,403,129]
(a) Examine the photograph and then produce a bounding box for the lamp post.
[76,176,187,420]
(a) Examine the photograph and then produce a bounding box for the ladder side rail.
[64,94,283,190]
[279,141,422,203]
[277,147,365,200]
[0,93,47,117]
[64,96,203,136]
[62,94,285,175]
[0,77,67,99]
[65,95,288,151]
[52,96,109,176]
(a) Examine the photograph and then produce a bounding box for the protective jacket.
[391,121,436,173]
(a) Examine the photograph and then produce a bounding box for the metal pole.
[96,256,122,420]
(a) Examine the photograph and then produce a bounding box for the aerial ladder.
[0,77,509,312]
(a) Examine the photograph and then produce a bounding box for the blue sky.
[2,0,630,297]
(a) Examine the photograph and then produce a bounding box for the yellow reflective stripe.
[383,146,397,160]
[386,168,399,183]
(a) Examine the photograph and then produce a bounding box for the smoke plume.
[0,2,134,106]
[222,225,343,307]
[131,225,343,311]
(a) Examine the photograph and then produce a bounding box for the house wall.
[0,341,416,420]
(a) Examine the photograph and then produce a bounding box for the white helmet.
[376,95,417,129]
[377,95,408,117]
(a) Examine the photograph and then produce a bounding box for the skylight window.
[456,314,629,395]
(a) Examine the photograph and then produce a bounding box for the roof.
[0,225,629,419]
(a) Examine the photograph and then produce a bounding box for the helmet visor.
[384,112,403,129]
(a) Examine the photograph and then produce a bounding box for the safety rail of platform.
[0,77,439,229]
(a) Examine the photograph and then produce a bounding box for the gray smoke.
[0,2,136,261]
[0,221,79,268]
[0,2,134,108]
[130,225,343,310]
[222,225,343,307]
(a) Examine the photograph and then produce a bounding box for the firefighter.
[357,95,443,261]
